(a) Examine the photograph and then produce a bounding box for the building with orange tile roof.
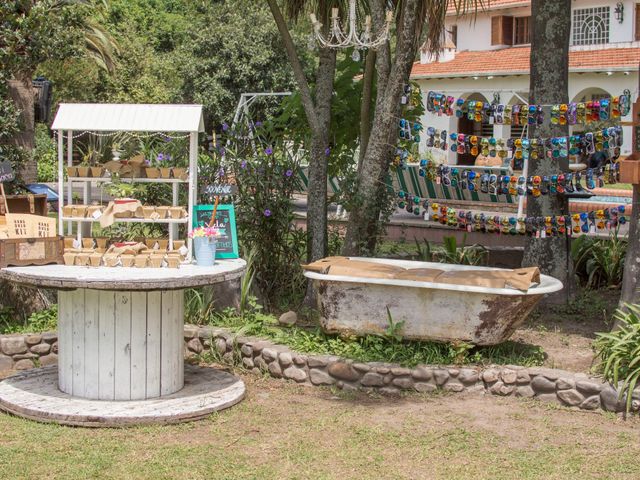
[412,0,639,165]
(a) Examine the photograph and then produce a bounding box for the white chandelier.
[309,0,393,51]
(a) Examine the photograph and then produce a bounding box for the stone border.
[2,327,637,414]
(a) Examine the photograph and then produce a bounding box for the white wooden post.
[66,131,73,236]
[57,130,64,237]
[187,132,198,261]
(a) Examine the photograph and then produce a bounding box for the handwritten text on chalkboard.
[201,183,238,196]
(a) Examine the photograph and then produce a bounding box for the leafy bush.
[594,304,640,413]
[35,125,58,182]
[203,122,306,310]
[415,235,488,266]
[571,232,627,289]
[208,298,544,368]
[0,305,58,334]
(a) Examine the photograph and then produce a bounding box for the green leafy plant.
[206,121,306,310]
[571,231,627,289]
[594,304,640,413]
[207,300,545,369]
[0,305,58,334]
[414,235,487,266]
[384,307,405,344]
[104,178,147,199]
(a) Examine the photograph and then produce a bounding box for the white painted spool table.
[0,260,247,426]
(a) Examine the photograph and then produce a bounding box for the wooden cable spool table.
[0,260,247,426]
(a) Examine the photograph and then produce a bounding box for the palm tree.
[5,0,118,183]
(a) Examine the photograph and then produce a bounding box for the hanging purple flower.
[325,147,331,156]
[255,121,262,127]
[157,153,165,161]
[264,209,272,217]
[285,169,293,177]
[165,154,171,161]
[265,147,273,155]
[218,147,226,156]
[240,160,247,169]
[218,167,225,177]
[222,122,229,132]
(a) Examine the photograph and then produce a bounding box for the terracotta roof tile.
[411,47,640,78]
[447,0,530,16]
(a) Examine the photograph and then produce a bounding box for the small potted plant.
[76,159,90,178]
[189,226,220,267]
[145,155,161,178]
[157,153,172,179]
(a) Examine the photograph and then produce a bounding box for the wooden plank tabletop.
[0,260,246,291]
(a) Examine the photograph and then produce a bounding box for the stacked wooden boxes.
[0,194,63,267]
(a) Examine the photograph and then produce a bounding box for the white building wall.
[446,0,636,52]
[416,71,637,164]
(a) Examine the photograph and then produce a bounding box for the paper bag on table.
[100,200,142,228]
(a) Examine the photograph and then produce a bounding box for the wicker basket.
[5,213,57,239]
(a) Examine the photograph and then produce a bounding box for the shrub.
[205,122,306,310]
[35,125,58,182]
[415,235,488,266]
[571,231,627,289]
[594,304,640,413]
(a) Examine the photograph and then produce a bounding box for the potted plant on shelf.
[157,153,172,179]
[145,155,161,178]
[189,226,220,267]
[76,159,90,178]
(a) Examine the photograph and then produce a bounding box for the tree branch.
[266,0,321,135]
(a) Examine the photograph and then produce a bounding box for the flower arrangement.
[189,226,220,238]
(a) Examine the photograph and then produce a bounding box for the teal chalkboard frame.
[192,204,239,259]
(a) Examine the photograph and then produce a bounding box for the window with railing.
[572,7,610,45]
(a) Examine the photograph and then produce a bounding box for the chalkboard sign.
[201,183,238,196]
[192,204,239,259]
[0,160,15,183]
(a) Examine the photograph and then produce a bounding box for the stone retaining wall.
[1,326,637,414]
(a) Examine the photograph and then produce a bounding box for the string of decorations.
[408,163,618,197]
[398,122,622,159]
[425,90,632,125]
[392,192,627,237]
[424,202,627,237]
[54,130,192,141]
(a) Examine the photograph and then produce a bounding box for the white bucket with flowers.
[190,226,220,267]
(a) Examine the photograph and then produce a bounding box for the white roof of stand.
[51,103,205,133]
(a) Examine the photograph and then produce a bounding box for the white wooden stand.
[57,289,184,400]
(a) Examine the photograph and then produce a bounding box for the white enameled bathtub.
[304,258,563,346]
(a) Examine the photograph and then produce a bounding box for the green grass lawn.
[1,372,639,480]
[605,183,633,191]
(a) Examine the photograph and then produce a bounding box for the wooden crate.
[620,159,640,185]
[0,236,63,268]
[0,194,48,216]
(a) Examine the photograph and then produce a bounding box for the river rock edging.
[1,326,637,414]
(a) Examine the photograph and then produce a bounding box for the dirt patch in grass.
[513,289,620,373]
[1,369,640,480]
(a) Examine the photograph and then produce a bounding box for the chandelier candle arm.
[309,0,392,50]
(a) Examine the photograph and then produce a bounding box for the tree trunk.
[343,0,420,255]
[7,77,37,183]
[307,47,336,263]
[619,185,640,309]
[358,49,376,169]
[521,0,572,304]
